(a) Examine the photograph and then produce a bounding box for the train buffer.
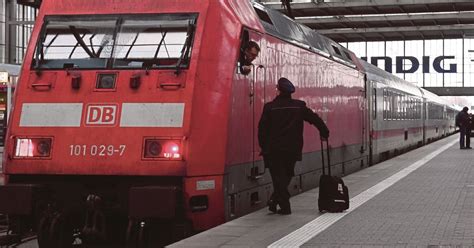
[169,135,474,247]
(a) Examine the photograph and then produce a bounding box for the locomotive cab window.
[331,45,342,57]
[254,7,273,26]
[237,30,260,75]
[32,14,198,70]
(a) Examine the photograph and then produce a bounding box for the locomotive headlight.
[36,139,52,156]
[96,73,117,90]
[15,138,33,157]
[14,137,52,158]
[145,140,162,157]
[143,139,182,160]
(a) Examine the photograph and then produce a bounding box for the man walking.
[258,77,329,215]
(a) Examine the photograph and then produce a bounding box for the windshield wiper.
[175,22,196,75]
[154,30,168,60]
[89,34,97,56]
[124,33,140,59]
[69,25,97,58]
[69,33,87,59]
[107,18,124,68]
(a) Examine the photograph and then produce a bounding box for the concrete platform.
[169,135,474,247]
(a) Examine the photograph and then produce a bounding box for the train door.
[422,99,427,144]
[228,28,265,178]
[247,30,266,179]
[225,29,266,218]
[366,78,374,165]
[361,75,369,154]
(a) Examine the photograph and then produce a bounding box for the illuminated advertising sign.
[361,56,457,74]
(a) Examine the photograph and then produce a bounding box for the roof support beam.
[423,87,474,96]
[297,12,474,25]
[317,24,474,36]
[6,20,35,25]
[264,0,474,11]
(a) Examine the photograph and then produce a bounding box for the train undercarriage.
[0,175,192,247]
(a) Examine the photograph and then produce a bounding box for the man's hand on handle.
[320,130,329,141]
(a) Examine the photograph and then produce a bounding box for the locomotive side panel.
[225,13,368,218]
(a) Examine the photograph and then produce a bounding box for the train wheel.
[37,214,52,248]
[50,213,74,248]
[37,212,73,248]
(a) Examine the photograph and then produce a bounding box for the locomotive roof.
[252,1,356,69]
[250,1,458,109]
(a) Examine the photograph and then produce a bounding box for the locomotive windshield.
[32,14,198,70]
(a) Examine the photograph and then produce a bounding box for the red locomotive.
[0,0,458,247]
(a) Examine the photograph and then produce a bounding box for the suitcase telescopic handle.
[320,138,331,176]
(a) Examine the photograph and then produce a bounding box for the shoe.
[466,147,472,149]
[277,209,291,215]
[267,199,277,213]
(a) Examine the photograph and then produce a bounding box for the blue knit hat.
[277,77,295,93]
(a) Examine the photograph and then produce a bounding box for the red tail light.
[144,139,182,160]
[14,137,52,158]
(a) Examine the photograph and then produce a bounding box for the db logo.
[85,104,118,126]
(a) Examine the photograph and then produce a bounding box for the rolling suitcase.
[318,139,349,212]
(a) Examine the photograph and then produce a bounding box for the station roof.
[260,0,474,42]
[0,64,21,76]
[19,0,474,42]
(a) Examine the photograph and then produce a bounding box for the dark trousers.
[267,155,296,211]
[460,126,470,148]
[467,129,471,148]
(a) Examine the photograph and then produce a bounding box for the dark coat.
[456,111,469,128]
[258,94,329,161]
